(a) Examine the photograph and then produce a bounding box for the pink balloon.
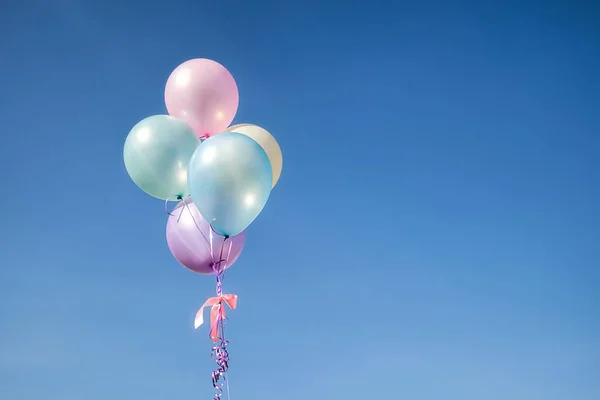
[164,58,239,138]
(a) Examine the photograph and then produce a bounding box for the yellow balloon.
[226,123,283,188]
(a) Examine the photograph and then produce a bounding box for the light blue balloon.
[124,115,200,201]
[188,132,273,237]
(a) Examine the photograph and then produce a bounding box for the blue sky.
[1,0,599,399]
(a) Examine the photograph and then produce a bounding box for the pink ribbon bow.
[194,294,238,342]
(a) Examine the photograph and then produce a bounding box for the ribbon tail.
[194,297,220,329]
[194,305,208,329]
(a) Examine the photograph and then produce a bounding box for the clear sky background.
[1,0,599,399]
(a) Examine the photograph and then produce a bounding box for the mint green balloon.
[123,115,200,201]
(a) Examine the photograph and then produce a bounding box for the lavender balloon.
[166,198,246,274]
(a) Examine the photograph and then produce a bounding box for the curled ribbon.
[194,294,238,342]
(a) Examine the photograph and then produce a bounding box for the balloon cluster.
[123,58,282,399]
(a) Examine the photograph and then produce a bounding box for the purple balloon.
[166,197,246,274]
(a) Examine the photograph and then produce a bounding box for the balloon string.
[164,194,234,400]
[210,237,233,400]
[165,195,211,249]
[182,200,211,247]
[167,199,233,399]
[164,194,184,216]
[209,223,215,260]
